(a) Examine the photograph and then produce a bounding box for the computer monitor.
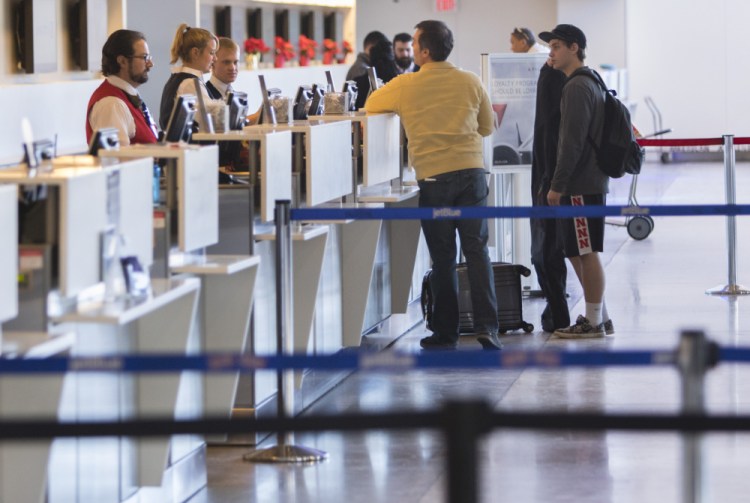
[308,84,326,116]
[21,138,56,164]
[88,128,120,156]
[325,70,335,92]
[163,94,197,143]
[293,85,313,120]
[226,91,249,130]
[192,78,214,134]
[367,67,381,92]
[341,81,358,112]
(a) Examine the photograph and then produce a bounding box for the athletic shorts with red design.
[557,194,606,257]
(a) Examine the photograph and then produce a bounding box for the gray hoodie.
[550,67,609,196]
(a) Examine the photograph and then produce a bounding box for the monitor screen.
[258,88,283,125]
[226,91,249,130]
[342,81,358,112]
[367,67,380,92]
[192,78,214,134]
[293,85,313,120]
[309,84,326,116]
[88,128,120,156]
[325,70,335,92]
[163,94,197,143]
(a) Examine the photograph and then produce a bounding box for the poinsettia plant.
[298,35,318,66]
[274,36,295,68]
[244,37,270,55]
[338,40,353,64]
[323,38,339,65]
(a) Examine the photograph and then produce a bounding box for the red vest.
[86,80,158,145]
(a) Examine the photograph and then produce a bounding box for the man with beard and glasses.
[86,29,159,145]
[393,32,419,74]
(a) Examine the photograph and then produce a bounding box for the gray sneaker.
[602,319,614,335]
[553,315,605,339]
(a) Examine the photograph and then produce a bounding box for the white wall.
[557,0,626,70]
[627,0,750,137]
[356,0,557,75]
[359,0,750,139]
[125,0,200,125]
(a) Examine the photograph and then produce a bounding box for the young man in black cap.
[538,24,614,338]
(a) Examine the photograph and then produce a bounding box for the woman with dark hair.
[510,27,548,54]
[353,39,400,110]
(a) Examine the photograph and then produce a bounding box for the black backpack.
[569,70,645,179]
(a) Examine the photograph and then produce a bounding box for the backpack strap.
[564,68,609,153]
[566,68,611,95]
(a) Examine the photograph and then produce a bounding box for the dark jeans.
[418,168,498,342]
[530,214,570,331]
[530,180,570,331]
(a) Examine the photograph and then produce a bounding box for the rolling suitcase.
[421,262,534,334]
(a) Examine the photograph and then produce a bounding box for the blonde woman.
[159,24,221,133]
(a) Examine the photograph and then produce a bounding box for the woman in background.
[159,24,221,133]
[353,39,400,110]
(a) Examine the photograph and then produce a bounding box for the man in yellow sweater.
[366,20,500,350]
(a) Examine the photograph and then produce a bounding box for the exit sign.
[436,0,457,12]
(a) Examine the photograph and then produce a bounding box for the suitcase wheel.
[523,323,534,333]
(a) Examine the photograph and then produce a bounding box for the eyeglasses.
[128,54,153,63]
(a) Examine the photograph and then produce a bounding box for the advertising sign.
[484,54,547,167]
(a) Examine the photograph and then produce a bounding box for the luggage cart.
[605,168,655,240]
[623,173,654,240]
[608,121,671,240]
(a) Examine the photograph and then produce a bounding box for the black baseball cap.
[538,24,587,49]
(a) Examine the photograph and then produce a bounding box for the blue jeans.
[418,168,498,342]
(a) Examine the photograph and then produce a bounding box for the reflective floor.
[193,160,750,503]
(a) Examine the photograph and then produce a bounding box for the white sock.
[602,302,609,323]
[585,303,603,325]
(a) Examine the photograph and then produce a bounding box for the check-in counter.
[247,120,352,207]
[309,113,424,330]
[311,112,402,198]
[193,128,301,436]
[197,116,428,433]
[0,155,204,502]
[100,145,220,269]
[489,164,536,292]
[101,144,261,446]
[52,277,201,502]
[0,185,17,342]
[0,331,73,503]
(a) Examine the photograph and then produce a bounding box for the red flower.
[244,37,270,55]
[342,40,353,55]
[275,37,295,58]
[323,38,339,64]
[323,38,339,52]
[298,35,318,59]
[274,37,295,67]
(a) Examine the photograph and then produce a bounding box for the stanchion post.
[443,400,492,503]
[706,135,749,295]
[676,330,718,503]
[244,200,327,464]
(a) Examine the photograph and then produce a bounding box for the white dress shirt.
[208,75,233,100]
[173,66,225,132]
